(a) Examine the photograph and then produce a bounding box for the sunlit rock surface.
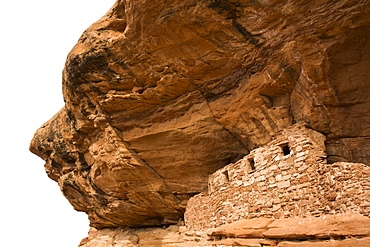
[30,0,370,231]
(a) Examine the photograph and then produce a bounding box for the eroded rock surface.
[78,214,370,247]
[30,0,370,229]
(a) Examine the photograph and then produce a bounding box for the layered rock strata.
[79,214,370,247]
[30,0,370,234]
[79,124,370,246]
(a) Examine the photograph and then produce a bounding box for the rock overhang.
[30,0,370,228]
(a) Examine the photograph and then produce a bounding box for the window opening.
[223,170,229,182]
[281,144,291,156]
[249,158,256,171]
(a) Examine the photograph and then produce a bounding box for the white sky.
[0,1,116,246]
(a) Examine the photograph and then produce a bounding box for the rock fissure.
[198,88,251,154]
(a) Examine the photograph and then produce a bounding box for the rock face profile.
[30,0,370,245]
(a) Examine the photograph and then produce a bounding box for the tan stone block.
[210,238,265,247]
[277,181,290,189]
[270,164,278,171]
[277,237,370,247]
[264,214,370,239]
[208,218,274,238]
[273,212,284,219]
[276,174,283,181]
[298,175,309,183]
[343,189,361,195]
[260,239,278,246]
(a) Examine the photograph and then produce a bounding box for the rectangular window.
[280,143,291,156]
[248,158,256,171]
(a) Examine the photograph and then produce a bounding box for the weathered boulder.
[30,0,370,228]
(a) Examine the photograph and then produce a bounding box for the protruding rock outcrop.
[30,0,370,230]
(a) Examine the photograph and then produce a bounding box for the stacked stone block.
[185,124,370,230]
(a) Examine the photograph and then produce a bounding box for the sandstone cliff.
[30,0,370,246]
[78,214,370,246]
[79,124,370,246]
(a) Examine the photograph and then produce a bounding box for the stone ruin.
[79,123,370,246]
[185,123,370,230]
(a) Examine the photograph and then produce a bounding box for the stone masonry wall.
[185,124,370,230]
